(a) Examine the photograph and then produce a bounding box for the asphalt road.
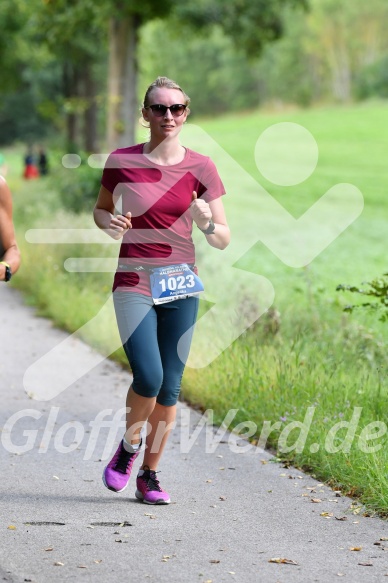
[1,284,388,583]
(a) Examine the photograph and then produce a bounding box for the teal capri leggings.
[113,292,199,406]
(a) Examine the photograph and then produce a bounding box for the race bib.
[150,263,204,305]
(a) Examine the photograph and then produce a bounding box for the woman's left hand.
[190,191,212,230]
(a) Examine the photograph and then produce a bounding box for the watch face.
[205,220,215,234]
[5,265,11,281]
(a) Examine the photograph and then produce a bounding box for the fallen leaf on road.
[311,498,322,503]
[358,562,373,566]
[335,517,348,521]
[349,547,362,551]
[53,476,59,480]
[381,537,388,541]
[7,525,16,530]
[269,558,299,565]
[219,496,227,501]
[77,565,88,569]
[206,479,213,483]
[209,559,220,563]
[320,512,333,517]
[54,562,64,566]
[94,560,103,564]
[44,547,54,552]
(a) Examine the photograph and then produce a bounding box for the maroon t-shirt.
[101,143,226,294]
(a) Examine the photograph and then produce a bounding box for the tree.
[32,0,105,152]
[102,0,308,149]
[98,1,174,150]
[306,0,388,102]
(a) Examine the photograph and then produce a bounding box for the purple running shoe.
[102,439,141,493]
[135,469,171,505]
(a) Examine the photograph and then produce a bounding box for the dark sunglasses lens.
[170,105,186,116]
[150,104,167,116]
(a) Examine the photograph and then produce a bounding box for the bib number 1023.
[150,263,204,304]
[158,273,195,293]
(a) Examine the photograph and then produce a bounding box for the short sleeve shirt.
[101,143,226,294]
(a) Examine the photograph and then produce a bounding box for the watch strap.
[199,219,216,235]
[0,261,12,282]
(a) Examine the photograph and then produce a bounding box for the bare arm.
[190,192,230,250]
[93,185,132,240]
[0,178,21,280]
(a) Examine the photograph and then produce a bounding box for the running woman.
[94,76,230,504]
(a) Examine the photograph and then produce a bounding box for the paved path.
[1,285,388,583]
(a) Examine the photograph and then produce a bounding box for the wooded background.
[1,0,387,151]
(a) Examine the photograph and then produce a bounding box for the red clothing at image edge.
[101,143,226,295]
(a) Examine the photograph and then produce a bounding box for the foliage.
[173,0,308,56]
[337,274,388,322]
[355,55,388,100]
[139,23,260,114]
[54,154,102,214]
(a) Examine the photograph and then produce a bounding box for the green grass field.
[4,101,388,514]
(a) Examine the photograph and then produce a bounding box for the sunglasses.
[145,104,187,118]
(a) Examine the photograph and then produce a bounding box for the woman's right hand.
[108,211,132,239]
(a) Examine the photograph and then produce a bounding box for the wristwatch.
[0,261,12,282]
[199,219,216,235]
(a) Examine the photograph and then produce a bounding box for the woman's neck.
[143,138,186,166]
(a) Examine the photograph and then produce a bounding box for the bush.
[337,273,388,322]
[355,55,388,100]
[55,154,102,214]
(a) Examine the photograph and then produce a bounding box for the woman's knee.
[156,384,180,407]
[132,369,163,398]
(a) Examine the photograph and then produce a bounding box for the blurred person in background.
[23,146,39,179]
[38,147,49,176]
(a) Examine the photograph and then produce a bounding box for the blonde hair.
[143,76,190,108]
[140,76,191,128]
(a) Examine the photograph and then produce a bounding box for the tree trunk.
[107,14,139,151]
[63,62,81,152]
[82,63,98,153]
[331,46,351,102]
